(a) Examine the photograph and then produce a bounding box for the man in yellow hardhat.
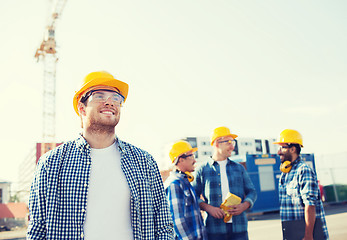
[192,126,257,240]
[27,71,174,240]
[164,140,207,240]
[274,129,329,240]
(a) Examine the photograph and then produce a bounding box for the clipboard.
[282,218,325,240]
[219,192,242,223]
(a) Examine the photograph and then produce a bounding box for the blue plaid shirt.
[164,171,207,240]
[27,135,174,240]
[279,157,329,239]
[192,157,257,234]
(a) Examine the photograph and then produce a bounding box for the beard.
[85,111,120,135]
[280,151,293,163]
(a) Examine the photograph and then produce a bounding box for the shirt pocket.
[184,189,193,207]
[286,180,302,205]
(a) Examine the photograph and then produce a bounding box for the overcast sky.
[1,0,346,185]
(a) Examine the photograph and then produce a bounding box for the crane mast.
[35,0,67,143]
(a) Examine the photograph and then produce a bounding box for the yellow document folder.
[220,192,242,223]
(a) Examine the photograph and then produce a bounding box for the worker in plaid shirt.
[27,71,174,240]
[274,129,329,240]
[165,140,207,240]
[192,126,257,240]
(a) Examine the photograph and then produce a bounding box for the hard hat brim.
[191,147,198,153]
[272,141,304,148]
[73,77,129,116]
[177,147,198,157]
[211,134,238,146]
[172,147,198,164]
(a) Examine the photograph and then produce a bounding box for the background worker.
[27,71,174,240]
[164,140,207,240]
[274,129,329,240]
[192,126,257,240]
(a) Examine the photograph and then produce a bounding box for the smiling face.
[78,88,122,134]
[215,136,235,159]
[277,144,294,163]
[177,151,197,173]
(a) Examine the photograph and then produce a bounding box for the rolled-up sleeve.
[241,166,257,208]
[299,166,318,206]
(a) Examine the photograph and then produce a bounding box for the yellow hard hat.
[210,126,238,146]
[73,71,129,115]
[273,129,304,147]
[169,140,197,163]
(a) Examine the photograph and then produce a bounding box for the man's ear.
[289,146,296,154]
[78,102,86,116]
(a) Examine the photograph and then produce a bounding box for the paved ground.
[1,202,346,239]
[248,202,347,240]
[0,227,26,240]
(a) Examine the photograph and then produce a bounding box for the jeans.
[207,223,248,240]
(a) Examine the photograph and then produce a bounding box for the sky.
[0,0,346,186]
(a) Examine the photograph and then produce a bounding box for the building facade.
[183,136,278,163]
[17,143,63,204]
[17,146,37,204]
[0,179,11,204]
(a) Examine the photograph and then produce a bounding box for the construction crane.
[35,0,68,143]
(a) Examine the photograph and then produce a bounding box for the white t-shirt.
[83,142,133,239]
[218,160,232,223]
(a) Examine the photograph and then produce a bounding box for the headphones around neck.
[176,170,194,182]
[280,161,293,173]
[185,172,194,182]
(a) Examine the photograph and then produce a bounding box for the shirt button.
[81,232,84,238]
[82,209,86,212]
[84,183,88,187]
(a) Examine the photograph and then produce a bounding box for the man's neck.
[212,153,227,162]
[291,154,299,163]
[82,130,116,149]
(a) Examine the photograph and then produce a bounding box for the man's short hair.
[289,143,301,154]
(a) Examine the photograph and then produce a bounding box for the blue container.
[242,153,316,213]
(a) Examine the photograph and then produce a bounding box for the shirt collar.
[116,137,125,153]
[208,156,231,165]
[173,170,189,181]
[76,134,90,153]
[76,134,124,153]
[291,156,301,167]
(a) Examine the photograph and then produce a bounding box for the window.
[234,140,238,155]
[258,166,275,191]
[265,140,270,153]
[0,189,2,203]
[185,137,198,158]
[255,139,262,152]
